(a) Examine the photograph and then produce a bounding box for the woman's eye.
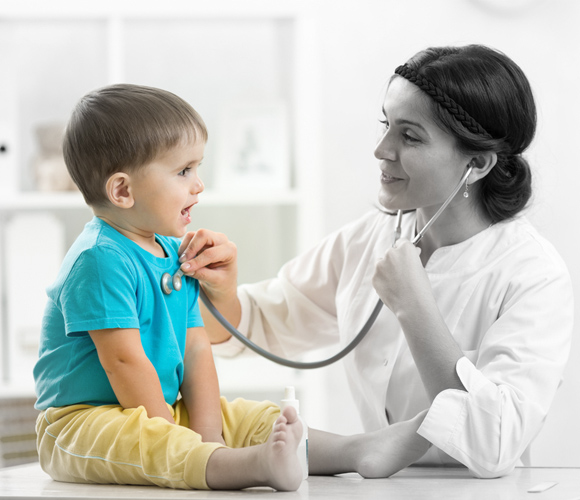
[403,132,420,143]
[379,119,389,128]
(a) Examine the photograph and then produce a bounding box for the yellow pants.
[36,397,280,490]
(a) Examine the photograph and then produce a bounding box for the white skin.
[376,77,496,265]
[62,133,431,486]
[174,75,506,481]
[91,138,307,490]
[372,77,497,400]
[175,75,501,475]
[179,77,497,401]
[178,79,515,476]
[96,138,206,253]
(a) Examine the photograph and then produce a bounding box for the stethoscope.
[161,269,185,295]
[161,166,473,369]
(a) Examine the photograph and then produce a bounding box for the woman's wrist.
[200,292,242,344]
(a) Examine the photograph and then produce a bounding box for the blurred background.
[0,0,578,469]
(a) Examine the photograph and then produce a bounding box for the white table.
[1,463,579,499]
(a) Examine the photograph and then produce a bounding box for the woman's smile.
[380,171,404,184]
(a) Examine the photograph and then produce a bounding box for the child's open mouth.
[181,205,193,223]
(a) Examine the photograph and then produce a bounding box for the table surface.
[1,463,579,500]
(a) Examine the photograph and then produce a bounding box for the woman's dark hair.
[398,44,536,223]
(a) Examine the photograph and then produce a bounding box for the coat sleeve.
[417,257,574,478]
[211,225,348,359]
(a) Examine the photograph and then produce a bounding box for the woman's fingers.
[183,243,236,275]
[372,239,426,313]
[178,231,196,260]
[178,229,238,292]
[178,229,230,264]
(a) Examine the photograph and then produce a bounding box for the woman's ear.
[468,152,498,183]
[105,172,134,208]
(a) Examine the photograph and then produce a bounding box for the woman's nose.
[374,130,395,160]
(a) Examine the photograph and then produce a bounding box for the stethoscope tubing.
[200,287,384,369]
[411,166,473,245]
[167,166,473,369]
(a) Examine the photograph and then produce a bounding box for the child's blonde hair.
[63,83,208,207]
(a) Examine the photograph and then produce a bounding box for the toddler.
[34,83,429,491]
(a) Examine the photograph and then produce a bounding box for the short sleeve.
[59,245,140,335]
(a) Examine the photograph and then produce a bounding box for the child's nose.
[192,175,204,194]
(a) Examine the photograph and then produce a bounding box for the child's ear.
[105,172,134,208]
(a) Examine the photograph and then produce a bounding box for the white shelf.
[0,1,304,19]
[0,3,323,391]
[199,190,301,206]
[0,384,36,399]
[0,192,86,211]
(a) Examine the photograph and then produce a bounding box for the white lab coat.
[215,210,573,478]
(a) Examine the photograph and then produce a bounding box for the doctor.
[178,44,573,478]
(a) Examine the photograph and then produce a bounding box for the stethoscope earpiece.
[161,269,184,295]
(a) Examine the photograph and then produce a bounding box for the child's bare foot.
[355,410,431,478]
[259,406,303,491]
[204,406,303,491]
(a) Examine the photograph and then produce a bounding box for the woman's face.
[375,77,471,214]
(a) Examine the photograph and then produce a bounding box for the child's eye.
[178,167,192,177]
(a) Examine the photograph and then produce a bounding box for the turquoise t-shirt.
[34,217,204,410]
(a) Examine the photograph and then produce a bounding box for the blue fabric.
[34,217,203,410]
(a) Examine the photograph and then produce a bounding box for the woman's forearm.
[396,296,466,401]
[199,289,241,344]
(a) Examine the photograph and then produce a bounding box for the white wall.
[308,0,579,466]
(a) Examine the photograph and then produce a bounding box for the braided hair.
[394,45,535,223]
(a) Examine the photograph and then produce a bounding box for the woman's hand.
[373,238,466,400]
[178,229,238,301]
[372,238,431,317]
[178,229,241,343]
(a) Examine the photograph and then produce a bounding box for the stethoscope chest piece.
[161,269,184,295]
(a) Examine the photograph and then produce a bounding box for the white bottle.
[277,386,308,480]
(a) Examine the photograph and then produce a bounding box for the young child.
[34,84,429,491]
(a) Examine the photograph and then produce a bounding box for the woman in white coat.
[179,44,573,478]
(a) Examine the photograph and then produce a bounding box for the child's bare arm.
[89,328,175,424]
[180,327,224,444]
